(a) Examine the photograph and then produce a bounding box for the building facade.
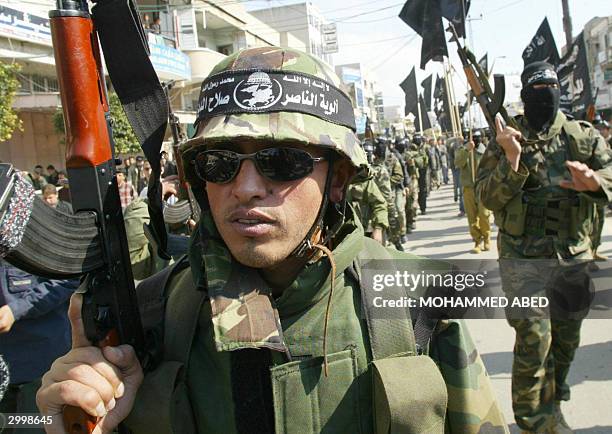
[584,15,612,118]
[250,2,333,66]
[0,0,285,169]
[335,62,383,134]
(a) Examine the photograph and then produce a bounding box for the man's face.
[47,168,55,175]
[205,140,347,269]
[43,192,58,207]
[117,172,125,185]
[136,159,144,168]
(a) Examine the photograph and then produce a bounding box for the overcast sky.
[246,0,612,111]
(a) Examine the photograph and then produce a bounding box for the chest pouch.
[355,249,448,434]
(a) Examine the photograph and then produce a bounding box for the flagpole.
[447,67,462,135]
[443,60,458,136]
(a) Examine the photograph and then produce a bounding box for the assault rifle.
[447,23,519,135]
[48,1,149,432]
[161,81,201,229]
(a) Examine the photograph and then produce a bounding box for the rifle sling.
[92,0,170,259]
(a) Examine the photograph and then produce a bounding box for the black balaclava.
[520,61,560,132]
[363,140,375,164]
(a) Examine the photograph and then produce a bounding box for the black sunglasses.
[192,147,327,184]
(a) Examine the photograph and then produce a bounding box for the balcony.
[183,48,227,84]
[14,93,61,110]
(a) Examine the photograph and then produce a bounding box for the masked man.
[476,61,612,434]
[38,47,507,434]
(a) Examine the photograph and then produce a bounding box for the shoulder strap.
[347,240,438,358]
[348,240,439,358]
[163,263,207,364]
[136,255,204,369]
[136,255,189,331]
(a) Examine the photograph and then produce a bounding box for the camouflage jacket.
[126,208,509,434]
[476,111,612,258]
[371,160,395,211]
[347,175,389,231]
[384,151,405,190]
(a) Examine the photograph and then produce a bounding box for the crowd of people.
[351,111,612,260]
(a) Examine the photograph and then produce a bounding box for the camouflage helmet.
[181,47,368,185]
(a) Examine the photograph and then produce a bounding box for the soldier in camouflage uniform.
[413,134,430,214]
[404,139,422,232]
[383,138,407,250]
[476,62,612,434]
[39,47,509,434]
[347,141,389,244]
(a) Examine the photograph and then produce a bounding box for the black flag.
[400,67,419,118]
[557,32,593,119]
[440,0,470,39]
[434,76,453,132]
[478,53,489,77]
[522,17,560,67]
[399,0,448,69]
[421,74,433,111]
[414,93,432,132]
[433,74,443,100]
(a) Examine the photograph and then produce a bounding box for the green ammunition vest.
[497,119,596,254]
[126,238,448,434]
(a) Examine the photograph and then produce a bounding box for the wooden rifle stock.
[50,1,146,432]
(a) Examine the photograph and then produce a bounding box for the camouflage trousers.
[387,190,400,244]
[405,178,419,229]
[393,188,406,236]
[506,318,582,432]
[591,204,605,251]
[500,258,587,432]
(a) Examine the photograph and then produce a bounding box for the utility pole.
[561,0,573,50]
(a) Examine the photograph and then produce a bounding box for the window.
[31,75,46,92]
[17,74,30,94]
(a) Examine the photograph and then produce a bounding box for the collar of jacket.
[521,110,566,141]
[187,207,365,351]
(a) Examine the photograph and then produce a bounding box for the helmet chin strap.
[291,153,343,259]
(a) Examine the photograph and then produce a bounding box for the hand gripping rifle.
[161,81,201,229]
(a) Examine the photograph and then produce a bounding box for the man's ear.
[329,159,353,203]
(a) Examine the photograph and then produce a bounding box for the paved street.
[402,181,612,434]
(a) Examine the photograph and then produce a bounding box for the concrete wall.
[0,110,66,171]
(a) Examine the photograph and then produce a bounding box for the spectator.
[160,151,177,177]
[0,260,79,431]
[137,160,151,194]
[42,184,72,214]
[46,165,60,186]
[57,170,68,186]
[26,165,47,191]
[142,13,151,29]
[151,17,161,34]
[117,167,136,209]
[128,156,145,193]
[437,137,449,184]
